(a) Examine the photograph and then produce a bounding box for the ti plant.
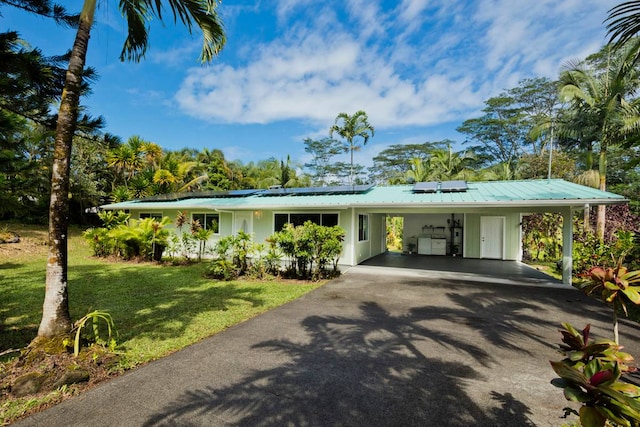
[580,263,640,344]
[550,323,640,427]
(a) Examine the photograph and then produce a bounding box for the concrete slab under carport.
[358,252,565,288]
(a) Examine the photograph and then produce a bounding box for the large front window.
[140,212,163,220]
[274,213,339,231]
[192,213,220,233]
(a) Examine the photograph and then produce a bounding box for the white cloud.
[174,0,620,133]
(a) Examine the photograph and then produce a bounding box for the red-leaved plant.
[550,323,640,427]
[579,263,640,344]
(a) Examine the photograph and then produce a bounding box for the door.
[480,216,504,259]
[234,211,253,235]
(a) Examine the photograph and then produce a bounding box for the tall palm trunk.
[38,3,95,338]
[596,144,607,241]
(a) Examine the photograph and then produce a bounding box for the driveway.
[17,266,640,426]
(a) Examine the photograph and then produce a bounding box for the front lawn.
[0,223,323,423]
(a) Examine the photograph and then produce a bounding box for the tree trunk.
[596,148,607,241]
[38,9,94,338]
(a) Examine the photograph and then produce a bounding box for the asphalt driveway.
[17,265,640,426]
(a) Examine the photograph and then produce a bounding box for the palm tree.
[559,41,640,240]
[606,2,640,51]
[428,144,475,181]
[405,158,430,183]
[329,110,375,186]
[39,0,225,338]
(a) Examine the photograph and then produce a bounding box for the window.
[358,214,369,241]
[273,213,339,231]
[140,213,163,220]
[192,213,220,233]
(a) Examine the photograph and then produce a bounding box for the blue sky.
[2,0,619,167]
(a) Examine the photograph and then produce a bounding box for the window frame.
[358,214,369,242]
[273,212,340,231]
[191,212,220,234]
[139,212,163,220]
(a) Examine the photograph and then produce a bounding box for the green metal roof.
[101,179,626,211]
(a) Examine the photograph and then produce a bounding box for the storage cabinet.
[417,237,431,255]
[431,238,446,255]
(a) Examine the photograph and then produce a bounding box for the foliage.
[368,140,448,184]
[84,211,171,261]
[579,262,640,344]
[550,323,640,427]
[521,213,562,262]
[457,78,560,172]
[204,259,238,281]
[386,216,403,251]
[573,221,640,275]
[69,310,117,357]
[329,110,374,185]
[269,222,345,280]
[303,137,349,186]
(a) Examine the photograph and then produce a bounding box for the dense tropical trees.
[37,0,226,338]
[369,141,448,184]
[303,137,350,186]
[559,41,640,239]
[329,110,375,185]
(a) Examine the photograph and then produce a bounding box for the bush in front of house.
[205,222,345,281]
[84,211,171,261]
[268,221,345,280]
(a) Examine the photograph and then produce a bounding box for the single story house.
[101,179,627,285]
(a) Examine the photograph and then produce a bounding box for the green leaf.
[610,381,640,396]
[580,406,606,427]
[621,287,640,304]
[564,386,591,403]
[550,361,589,387]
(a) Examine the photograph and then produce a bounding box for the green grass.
[0,224,324,422]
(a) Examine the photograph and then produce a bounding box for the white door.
[234,211,253,235]
[480,216,504,259]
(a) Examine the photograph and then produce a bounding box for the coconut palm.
[39,0,225,338]
[329,110,375,186]
[559,41,640,240]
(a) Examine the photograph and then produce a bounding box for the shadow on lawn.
[67,263,267,346]
[142,300,537,427]
[0,262,268,353]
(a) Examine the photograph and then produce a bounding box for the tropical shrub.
[521,213,562,262]
[204,259,238,281]
[268,221,345,280]
[550,323,640,427]
[83,211,171,261]
[579,263,640,344]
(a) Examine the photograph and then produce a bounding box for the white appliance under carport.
[417,236,447,255]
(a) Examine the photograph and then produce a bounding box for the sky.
[2,0,620,168]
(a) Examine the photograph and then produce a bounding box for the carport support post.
[561,208,573,285]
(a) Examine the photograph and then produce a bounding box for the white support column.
[562,207,573,285]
